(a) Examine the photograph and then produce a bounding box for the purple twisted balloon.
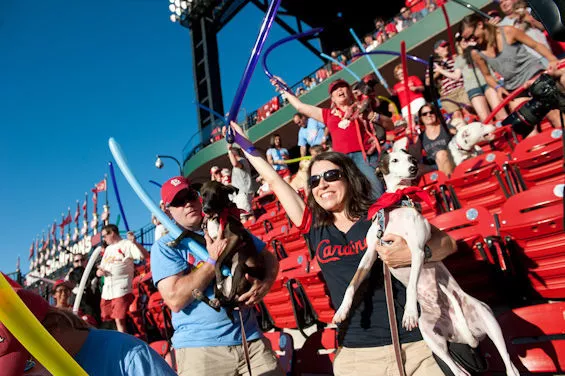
[225,0,282,143]
[262,27,324,93]
[351,51,429,66]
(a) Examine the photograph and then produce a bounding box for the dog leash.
[237,308,253,376]
[378,209,407,376]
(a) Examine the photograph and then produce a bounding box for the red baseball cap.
[53,280,72,291]
[161,176,191,206]
[0,288,50,376]
[328,79,350,95]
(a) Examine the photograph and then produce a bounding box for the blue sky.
[0,0,326,274]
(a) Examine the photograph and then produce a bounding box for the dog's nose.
[202,204,213,215]
[409,165,418,175]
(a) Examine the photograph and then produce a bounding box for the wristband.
[206,257,216,266]
[495,84,502,90]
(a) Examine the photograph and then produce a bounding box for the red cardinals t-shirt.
[322,107,370,154]
[393,76,424,109]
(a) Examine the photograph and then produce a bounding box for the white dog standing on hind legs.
[332,150,519,376]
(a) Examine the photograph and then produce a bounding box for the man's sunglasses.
[73,259,83,263]
[169,189,199,207]
[309,169,343,188]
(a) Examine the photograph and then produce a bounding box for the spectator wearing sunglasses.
[412,103,455,176]
[150,176,282,376]
[96,224,149,333]
[0,287,176,376]
[65,253,102,324]
[229,121,456,376]
[271,76,391,200]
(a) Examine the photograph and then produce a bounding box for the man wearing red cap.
[271,77,392,199]
[0,287,176,375]
[151,176,282,375]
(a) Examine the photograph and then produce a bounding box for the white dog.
[448,122,496,166]
[332,150,519,376]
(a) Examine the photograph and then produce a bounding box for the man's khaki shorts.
[441,86,470,114]
[175,337,284,376]
[333,340,443,376]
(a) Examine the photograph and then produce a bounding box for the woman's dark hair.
[270,134,282,148]
[461,14,497,48]
[417,102,438,125]
[306,152,374,227]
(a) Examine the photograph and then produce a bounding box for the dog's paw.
[402,310,419,331]
[332,307,349,324]
[209,298,221,309]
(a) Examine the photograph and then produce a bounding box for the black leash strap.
[238,308,253,376]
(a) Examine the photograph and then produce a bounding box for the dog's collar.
[368,187,433,220]
[455,139,472,152]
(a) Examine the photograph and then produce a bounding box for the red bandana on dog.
[218,207,246,234]
[367,187,433,220]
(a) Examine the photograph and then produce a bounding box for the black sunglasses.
[309,169,343,188]
[73,259,83,263]
[420,111,435,117]
[169,189,199,207]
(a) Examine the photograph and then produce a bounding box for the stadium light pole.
[155,155,183,176]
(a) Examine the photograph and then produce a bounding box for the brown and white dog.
[332,150,519,376]
[195,181,264,315]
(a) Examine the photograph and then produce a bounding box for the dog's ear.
[375,151,390,176]
[401,149,410,155]
[222,184,239,196]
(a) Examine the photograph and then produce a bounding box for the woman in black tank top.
[414,103,454,176]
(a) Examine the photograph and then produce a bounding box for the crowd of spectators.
[9,0,565,374]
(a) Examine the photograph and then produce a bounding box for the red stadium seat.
[477,124,517,154]
[263,331,294,374]
[482,302,565,374]
[293,328,338,375]
[294,258,335,324]
[417,171,449,219]
[147,291,173,340]
[509,129,564,189]
[445,151,513,214]
[430,206,507,303]
[499,183,565,299]
[271,232,308,259]
[263,253,315,330]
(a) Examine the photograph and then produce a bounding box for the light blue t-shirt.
[150,231,265,349]
[266,147,289,171]
[74,329,176,376]
[297,118,326,147]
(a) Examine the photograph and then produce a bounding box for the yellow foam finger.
[0,274,87,375]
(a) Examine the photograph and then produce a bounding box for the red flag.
[74,201,80,224]
[51,221,57,245]
[41,233,48,252]
[28,242,34,260]
[64,208,72,226]
[92,179,107,193]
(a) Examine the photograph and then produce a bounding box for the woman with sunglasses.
[460,14,561,129]
[229,121,456,376]
[412,103,455,176]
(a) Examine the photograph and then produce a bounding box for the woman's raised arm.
[230,122,306,226]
